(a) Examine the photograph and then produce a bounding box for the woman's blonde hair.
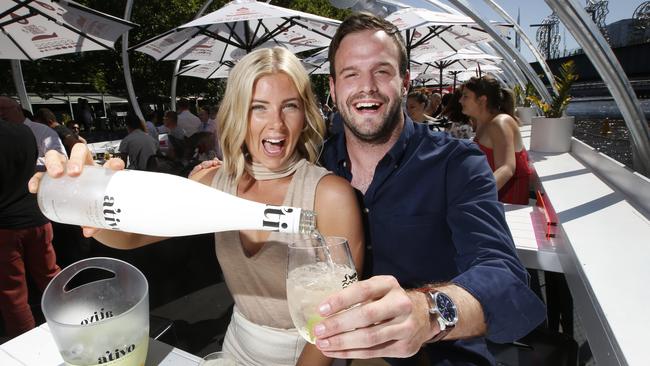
[217,47,325,181]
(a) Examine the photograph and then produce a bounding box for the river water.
[565,98,649,169]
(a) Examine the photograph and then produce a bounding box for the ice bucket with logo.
[42,257,149,366]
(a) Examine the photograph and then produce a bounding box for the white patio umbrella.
[132,0,340,62]
[413,46,502,66]
[176,59,233,79]
[386,7,510,60]
[412,47,502,92]
[0,0,136,60]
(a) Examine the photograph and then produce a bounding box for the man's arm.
[445,142,545,343]
[313,142,545,359]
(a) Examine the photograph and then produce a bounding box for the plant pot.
[515,107,536,125]
[530,116,575,153]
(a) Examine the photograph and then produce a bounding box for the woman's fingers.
[82,227,101,238]
[28,172,44,193]
[43,150,68,177]
[66,143,95,175]
[105,157,125,171]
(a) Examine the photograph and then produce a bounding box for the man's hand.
[313,275,435,359]
[189,158,222,178]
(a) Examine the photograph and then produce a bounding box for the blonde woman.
[30,47,364,366]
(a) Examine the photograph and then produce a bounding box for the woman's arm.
[488,115,517,190]
[296,174,365,366]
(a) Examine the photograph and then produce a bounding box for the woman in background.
[406,91,437,124]
[460,76,531,204]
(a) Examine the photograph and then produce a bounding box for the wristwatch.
[423,290,458,342]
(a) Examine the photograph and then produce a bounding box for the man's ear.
[329,76,337,104]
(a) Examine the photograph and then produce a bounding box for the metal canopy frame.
[481,0,558,95]
[439,0,553,103]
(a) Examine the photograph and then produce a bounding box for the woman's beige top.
[211,161,330,328]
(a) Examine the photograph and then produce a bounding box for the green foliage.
[513,82,537,108]
[527,60,578,118]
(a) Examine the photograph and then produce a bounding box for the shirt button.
[364,208,370,214]
[343,161,347,168]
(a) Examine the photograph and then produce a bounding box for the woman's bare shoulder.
[315,174,356,202]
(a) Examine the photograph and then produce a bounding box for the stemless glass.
[199,351,239,366]
[286,236,358,343]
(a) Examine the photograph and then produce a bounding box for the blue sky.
[394,0,644,61]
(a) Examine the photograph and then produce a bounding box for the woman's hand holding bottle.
[28,142,125,237]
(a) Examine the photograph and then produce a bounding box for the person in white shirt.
[0,97,67,171]
[176,98,201,137]
[197,105,216,134]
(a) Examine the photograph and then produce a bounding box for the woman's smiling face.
[245,72,305,170]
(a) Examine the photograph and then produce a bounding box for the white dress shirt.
[177,110,201,137]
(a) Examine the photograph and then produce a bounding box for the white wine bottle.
[37,166,316,237]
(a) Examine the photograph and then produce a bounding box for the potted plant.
[527,60,579,153]
[513,82,538,125]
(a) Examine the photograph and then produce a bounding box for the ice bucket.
[42,257,149,366]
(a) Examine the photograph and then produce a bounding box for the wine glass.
[286,236,358,343]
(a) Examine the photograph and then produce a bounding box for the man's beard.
[339,93,403,145]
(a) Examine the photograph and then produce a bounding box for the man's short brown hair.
[328,12,408,79]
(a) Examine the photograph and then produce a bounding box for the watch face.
[435,292,457,323]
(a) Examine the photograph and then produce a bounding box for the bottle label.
[262,206,297,232]
[101,195,122,230]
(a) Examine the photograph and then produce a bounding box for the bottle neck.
[298,209,317,235]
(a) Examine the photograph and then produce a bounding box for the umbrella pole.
[453,74,457,90]
[10,60,31,113]
[121,0,145,122]
[439,67,443,95]
[170,0,214,111]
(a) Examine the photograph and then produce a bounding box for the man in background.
[0,118,60,339]
[0,97,67,171]
[118,113,158,171]
[34,108,80,156]
[176,98,201,137]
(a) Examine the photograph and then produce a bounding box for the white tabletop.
[0,323,201,366]
[520,125,650,366]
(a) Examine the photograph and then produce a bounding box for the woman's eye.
[251,105,266,112]
[283,103,299,110]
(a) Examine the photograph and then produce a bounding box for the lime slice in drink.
[307,314,324,341]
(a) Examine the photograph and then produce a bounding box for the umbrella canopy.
[413,46,502,65]
[0,0,136,60]
[132,0,340,62]
[386,7,510,59]
[412,46,503,92]
[302,47,329,75]
[177,59,233,79]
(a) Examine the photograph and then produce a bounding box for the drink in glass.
[286,236,357,343]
